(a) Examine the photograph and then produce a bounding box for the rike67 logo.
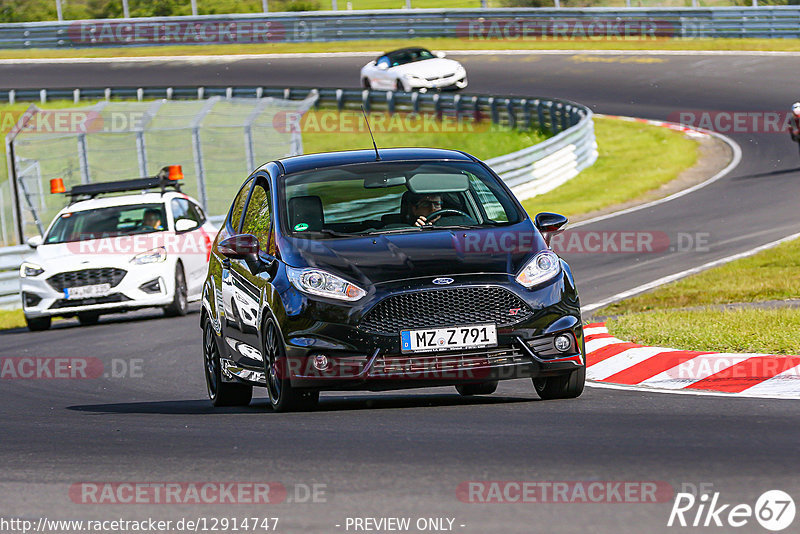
[668,489,795,531]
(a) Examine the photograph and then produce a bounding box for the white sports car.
[19,167,217,330]
[360,47,468,93]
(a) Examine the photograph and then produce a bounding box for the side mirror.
[175,218,199,232]
[534,212,568,247]
[26,235,43,248]
[435,51,446,58]
[218,234,263,272]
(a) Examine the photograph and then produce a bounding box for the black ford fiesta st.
[200,148,585,411]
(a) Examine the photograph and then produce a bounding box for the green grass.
[3,37,800,60]
[607,308,800,355]
[602,237,800,316]
[301,109,548,160]
[0,308,25,330]
[522,116,698,219]
[602,235,800,355]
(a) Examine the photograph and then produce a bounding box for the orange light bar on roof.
[167,165,184,181]
[50,178,66,194]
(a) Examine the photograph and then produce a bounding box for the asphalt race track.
[2,52,800,533]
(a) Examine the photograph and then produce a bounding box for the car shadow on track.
[67,394,537,415]
[732,166,800,181]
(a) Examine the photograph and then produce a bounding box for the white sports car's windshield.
[282,161,521,238]
[383,48,435,67]
[44,203,168,244]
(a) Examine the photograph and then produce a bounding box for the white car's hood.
[26,233,196,268]
[390,58,463,78]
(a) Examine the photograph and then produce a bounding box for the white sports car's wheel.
[362,77,372,89]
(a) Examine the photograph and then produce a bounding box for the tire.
[455,381,498,396]
[533,366,585,400]
[362,77,372,90]
[263,318,319,412]
[203,319,253,407]
[25,316,51,331]
[164,263,188,317]
[78,312,100,326]
[394,79,404,92]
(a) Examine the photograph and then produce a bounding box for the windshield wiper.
[420,224,482,231]
[303,229,362,238]
[363,227,422,235]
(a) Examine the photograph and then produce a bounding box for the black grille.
[47,268,127,292]
[360,286,534,334]
[370,346,529,378]
[49,293,131,309]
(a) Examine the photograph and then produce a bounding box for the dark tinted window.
[282,161,521,237]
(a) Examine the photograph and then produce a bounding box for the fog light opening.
[554,334,572,353]
[312,354,330,371]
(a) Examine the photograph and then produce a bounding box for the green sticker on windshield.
[294,223,309,232]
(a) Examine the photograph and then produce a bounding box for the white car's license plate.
[64,284,111,300]
[400,324,497,354]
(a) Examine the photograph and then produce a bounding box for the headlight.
[286,266,366,302]
[130,246,167,265]
[515,251,561,288]
[20,262,44,278]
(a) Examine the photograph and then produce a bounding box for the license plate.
[64,284,111,300]
[400,324,497,354]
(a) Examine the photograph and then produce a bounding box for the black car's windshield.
[282,161,522,238]
[44,203,168,244]
[384,48,435,67]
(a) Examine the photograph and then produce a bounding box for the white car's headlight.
[286,266,366,302]
[130,246,167,265]
[515,251,561,288]
[20,261,44,278]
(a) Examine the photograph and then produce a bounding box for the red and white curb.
[597,114,709,139]
[584,323,800,399]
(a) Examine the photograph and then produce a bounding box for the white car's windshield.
[44,203,167,244]
[384,48,435,67]
[282,161,521,238]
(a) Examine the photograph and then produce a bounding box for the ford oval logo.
[432,277,454,285]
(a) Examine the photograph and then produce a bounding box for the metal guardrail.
[0,84,597,309]
[0,245,27,309]
[0,7,799,48]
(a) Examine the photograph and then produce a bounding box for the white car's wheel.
[362,77,372,89]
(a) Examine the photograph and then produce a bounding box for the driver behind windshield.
[404,192,443,227]
[142,209,163,230]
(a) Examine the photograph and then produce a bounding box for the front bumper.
[275,273,583,391]
[406,74,468,91]
[20,261,177,318]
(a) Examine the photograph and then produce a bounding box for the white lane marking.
[582,230,800,313]
[587,346,676,381]
[571,120,742,229]
[743,363,800,396]
[641,353,755,389]
[585,380,800,400]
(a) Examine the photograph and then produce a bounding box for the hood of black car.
[279,221,548,286]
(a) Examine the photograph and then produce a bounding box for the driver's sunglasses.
[416,200,442,209]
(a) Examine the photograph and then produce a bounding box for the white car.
[360,47,468,93]
[19,167,217,331]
